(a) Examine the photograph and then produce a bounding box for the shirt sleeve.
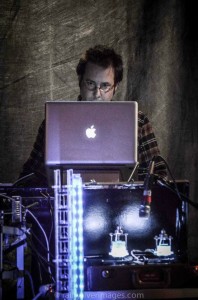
[138,111,168,180]
[18,119,48,186]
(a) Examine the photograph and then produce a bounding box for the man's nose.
[94,86,101,98]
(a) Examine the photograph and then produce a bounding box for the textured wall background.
[0,0,198,261]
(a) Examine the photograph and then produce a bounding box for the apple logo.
[86,125,96,138]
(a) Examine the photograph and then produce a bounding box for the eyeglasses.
[84,79,114,93]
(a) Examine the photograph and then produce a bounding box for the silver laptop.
[45,101,138,179]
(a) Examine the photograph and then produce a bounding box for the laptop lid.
[45,101,138,170]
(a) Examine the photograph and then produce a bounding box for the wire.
[127,161,139,183]
[40,191,54,245]
[25,270,36,298]
[157,178,198,209]
[32,291,43,300]
[12,172,34,186]
[153,155,198,209]
[32,284,55,300]
[26,209,54,278]
[0,193,55,281]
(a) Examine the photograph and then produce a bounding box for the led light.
[68,171,84,300]
[54,169,84,299]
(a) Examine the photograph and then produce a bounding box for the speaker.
[86,264,197,290]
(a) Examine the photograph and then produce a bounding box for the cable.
[157,178,198,209]
[25,269,36,298]
[12,173,35,187]
[127,161,139,183]
[39,191,54,246]
[32,291,43,300]
[32,284,54,300]
[0,193,55,280]
[153,155,198,209]
[26,209,54,280]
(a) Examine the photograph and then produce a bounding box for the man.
[19,45,167,186]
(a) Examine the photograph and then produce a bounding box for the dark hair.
[76,45,123,86]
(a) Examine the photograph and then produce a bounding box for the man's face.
[80,62,117,101]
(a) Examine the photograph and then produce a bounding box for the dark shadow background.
[0,0,198,262]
